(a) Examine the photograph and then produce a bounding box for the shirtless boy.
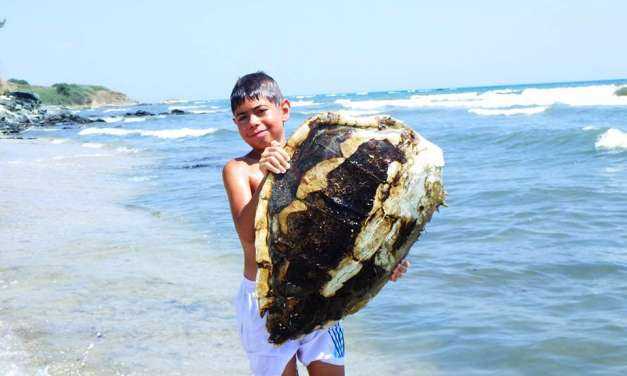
[223,72,409,376]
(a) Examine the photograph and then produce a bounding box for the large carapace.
[254,112,445,344]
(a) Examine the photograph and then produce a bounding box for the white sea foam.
[337,109,383,117]
[48,138,67,144]
[129,175,156,182]
[102,116,124,123]
[582,125,597,131]
[123,117,147,123]
[103,107,130,113]
[468,107,548,116]
[115,146,140,154]
[161,98,190,104]
[189,109,219,114]
[52,153,110,160]
[24,127,60,132]
[290,100,317,107]
[168,105,203,111]
[81,142,105,149]
[78,127,219,139]
[595,128,627,150]
[337,84,627,111]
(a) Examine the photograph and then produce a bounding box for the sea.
[1,79,626,375]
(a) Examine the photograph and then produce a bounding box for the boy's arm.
[222,142,290,249]
[222,160,261,248]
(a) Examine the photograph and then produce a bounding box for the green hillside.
[1,78,131,106]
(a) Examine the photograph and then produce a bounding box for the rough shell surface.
[255,112,445,344]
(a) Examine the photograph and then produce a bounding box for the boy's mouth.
[252,129,268,137]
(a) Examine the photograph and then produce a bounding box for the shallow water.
[1,80,627,375]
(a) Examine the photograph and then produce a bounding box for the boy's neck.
[247,149,262,160]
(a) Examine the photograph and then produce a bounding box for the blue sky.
[0,1,625,101]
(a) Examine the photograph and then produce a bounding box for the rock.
[41,112,101,126]
[125,110,154,117]
[1,92,105,135]
[7,91,41,110]
[170,109,186,115]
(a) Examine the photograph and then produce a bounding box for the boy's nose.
[248,114,261,128]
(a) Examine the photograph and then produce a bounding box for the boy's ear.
[280,99,291,122]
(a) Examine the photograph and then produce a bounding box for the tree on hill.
[8,79,29,85]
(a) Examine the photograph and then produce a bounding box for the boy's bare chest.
[247,164,264,193]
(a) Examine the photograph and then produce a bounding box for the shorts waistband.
[241,276,256,292]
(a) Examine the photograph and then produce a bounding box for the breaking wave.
[337,84,627,112]
[290,100,318,107]
[78,127,219,139]
[595,128,627,150]
[469,107,548,116]
[81,142,105,149]
[102,116,124,123]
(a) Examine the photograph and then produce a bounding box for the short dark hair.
[230,71,284,113]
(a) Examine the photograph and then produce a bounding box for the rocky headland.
[0,90,193,136]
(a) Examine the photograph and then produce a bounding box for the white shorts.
[235,277,345,376]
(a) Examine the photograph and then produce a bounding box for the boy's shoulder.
[222,155,258,182]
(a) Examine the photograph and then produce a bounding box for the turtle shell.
[254,112,445,344]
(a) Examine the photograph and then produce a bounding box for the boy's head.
[230,71,283,113]
[230,72,290,151]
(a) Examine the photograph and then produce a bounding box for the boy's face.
[232,97,290,151]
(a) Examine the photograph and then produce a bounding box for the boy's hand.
[390,259,410,282]
[260,140,290,175]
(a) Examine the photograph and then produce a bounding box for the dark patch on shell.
[269,124,350,214]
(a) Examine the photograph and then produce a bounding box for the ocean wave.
[48,138,67,144]
[337,109,383,117]
[595,128,627,150]
[290,100,318,107]
[582,125,597,131]
[189,109,220,114]
[52,153,110,160]
[129,175,156,182]
[81,142,105,149]
[24,127,61,132]
[168,105,200,110]
[78,127,219,139]
[468,107,548,116]
[124,117,147,123]
[115,146,140,154]
[102,116,124,123]
[103,107,131,113]
[336,84,627,111]
[161,99,190,104]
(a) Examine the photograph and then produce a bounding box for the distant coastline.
[0,78,132,107]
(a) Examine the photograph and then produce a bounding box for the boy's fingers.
[266,149,290,170]
[277,147,290,161]
[262,156,287,173]
[268,146,290,163]
[261,159,281,174]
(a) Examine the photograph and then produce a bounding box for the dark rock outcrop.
[125,110,154,117]
[1,91,103,135]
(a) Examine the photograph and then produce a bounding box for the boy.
[223,72,409,376]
